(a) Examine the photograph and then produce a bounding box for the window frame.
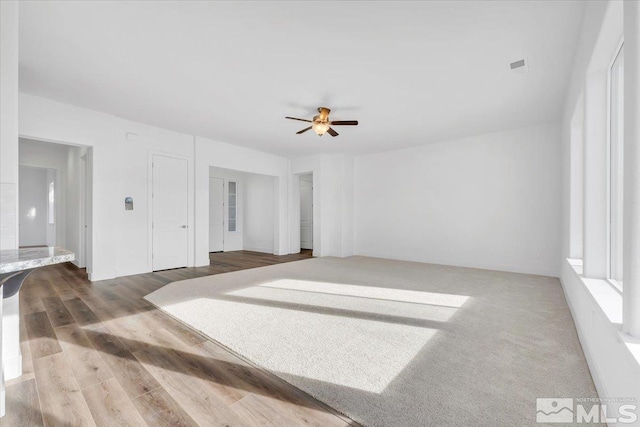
[47,180,55,225]
[606,39,624,293]
[227,180,237,233]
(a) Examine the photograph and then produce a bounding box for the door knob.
[180,225,188,229]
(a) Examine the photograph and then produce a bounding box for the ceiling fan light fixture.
[285,107,358,138]
[312,121,330,136]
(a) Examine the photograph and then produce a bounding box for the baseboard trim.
[354,250,558,277]
[243,246,274,254]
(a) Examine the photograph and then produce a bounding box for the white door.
[152,155,189,270]
[300,175,313,250]
[19,166,48,247]
[209,177,224,252]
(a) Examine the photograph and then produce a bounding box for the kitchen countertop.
[0,247,75,274]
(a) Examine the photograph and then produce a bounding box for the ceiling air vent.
[509,58,528,73]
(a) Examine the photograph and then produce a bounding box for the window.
[228,181,237,232]
[608,44,624,285]
[48,181,55,225]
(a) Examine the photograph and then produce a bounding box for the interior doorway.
[18,138,93,273]
[208,166,276,256]
[300,173,313,250]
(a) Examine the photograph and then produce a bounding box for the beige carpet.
[144,256,599,426]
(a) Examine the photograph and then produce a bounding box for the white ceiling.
[19,1,586,157]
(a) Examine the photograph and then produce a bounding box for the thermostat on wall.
[125,197,133,210]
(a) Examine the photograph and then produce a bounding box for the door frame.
[18,135,94,275]
[209,176,225,252]
[78,148,93,272]
[147,150,194,271]
[299,173,313,250]
[290,171,318,256]
[79,152,87,268]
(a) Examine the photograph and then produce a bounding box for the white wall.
[18,166,48,246]
[320,154,347,257]
[1,2,21,391]
[341,156,355,257]
[0,1,19,250]
[243,173,275,254]
[19,94,195,280]
[333,154,355,257]
[19,95,301,278]
[289,153,355,258]
[355,123,561,277]
[115,121,194,278]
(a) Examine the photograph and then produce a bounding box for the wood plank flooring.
[2,250,358,427]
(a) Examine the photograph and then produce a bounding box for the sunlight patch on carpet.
[144,277,468,393]
[153,292,439,393]
[229,281,460,322]
[260,279,470,307]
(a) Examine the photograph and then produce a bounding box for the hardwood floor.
[3,250,358,426]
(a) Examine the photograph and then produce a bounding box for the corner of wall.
[0,1,20,250]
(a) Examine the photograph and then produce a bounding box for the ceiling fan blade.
[296,126,313,134]
[327,128,339,137]
[330,120,358,126]
[286,116,312,123]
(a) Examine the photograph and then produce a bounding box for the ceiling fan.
[286,107,358,137]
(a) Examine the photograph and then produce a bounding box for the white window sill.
[566,258,640,369]
[567,258,622,325]
[625,335,640,365]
